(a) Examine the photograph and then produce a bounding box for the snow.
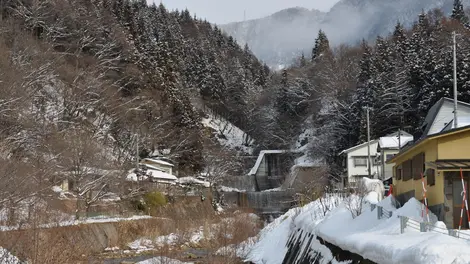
[248,150,287,175]
[216,237,257,259]
[177,177,211,188]
[0,247,21,264]
[0,215,153,231]
[146,169,177,181]
[245,194,344,264]
[142,158,174,167]
[218,186,246,192]
[378,135,413,149]
[201,112,254,154]
[314,196,470,264]
[136,257,194,264]
[52,186,63,193]
[261,187,282,192]
[360,177,385,202]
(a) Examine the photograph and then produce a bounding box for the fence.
[399,216,470,241]
[370,203,470,242]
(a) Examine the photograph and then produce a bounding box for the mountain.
[220,0,468,68]
[221,7,326,69]
[0,0,267,191]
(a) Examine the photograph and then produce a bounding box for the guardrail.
[369,203,470,242]
[399,215,470,242]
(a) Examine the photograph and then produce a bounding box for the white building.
[339,140,381,187]
[377,131,413,181]
[418,97,470,137]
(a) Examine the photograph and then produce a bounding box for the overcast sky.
[148,0,340,24]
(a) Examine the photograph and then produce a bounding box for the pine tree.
[451,0,469,25]
[300,52,307,67]
[311,30,331,62]
[354,40,376,142]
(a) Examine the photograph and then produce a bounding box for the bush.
[144,192,167,211]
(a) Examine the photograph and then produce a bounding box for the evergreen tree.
[311,30,331,62]
[300,52,307,67]
[354,40,376,142]
[451,0,469,25]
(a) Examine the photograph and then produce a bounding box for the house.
[377,131,413,181]
[126,158,178,185]
[339,140,381,187]
[140,158,175,176]
[388,98,470,229]
[248,150,291,191]
[416,97,470,138]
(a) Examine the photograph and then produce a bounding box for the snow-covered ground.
[314,196,470,264]
[0,247,22,264]
[201,113,254,154]
[137,257,193,264]
[0,214,153,231]
[244,194,344,264]
[242,180,470,264]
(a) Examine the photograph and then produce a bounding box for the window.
[426,168,436,186]
[353,157,368,167]
[373,156,381,166]
[386,154,394,161]
[403,159,412,181]
[395,167,402,180]
[412,153,425,180]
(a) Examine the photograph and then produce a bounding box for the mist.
[220,0,465,68]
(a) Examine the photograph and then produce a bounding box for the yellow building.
[388,98,470,229]
[388,126,470,229]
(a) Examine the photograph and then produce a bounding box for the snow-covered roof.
[378,135,413,149]
[440,116,470,132]
[338,140,379,155]
[142,163,167,172]
[142,158,174,167]
[146,169,177,181]
[248,150,288,175]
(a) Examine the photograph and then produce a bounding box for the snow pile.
[245,194,344,264]
[137,257,194,264]
[0,247,22,264]
[315,196,470,264]
[202,113,254,154]
[128,227,207,251]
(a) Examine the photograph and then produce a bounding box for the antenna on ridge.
[244,10,246,21]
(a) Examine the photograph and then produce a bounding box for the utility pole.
[136,133,139,170]
[453,31,459,129]
[366,107,372,179]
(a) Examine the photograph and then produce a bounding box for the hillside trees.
[0,0,273,222]
[259,4,470,183]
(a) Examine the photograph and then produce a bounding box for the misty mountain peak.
[221,0,469,68]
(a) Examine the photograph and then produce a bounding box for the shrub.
[144,192,167,214]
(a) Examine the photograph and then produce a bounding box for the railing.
[369,204,393,219]
[399,216,470,242]
[370,203,470,242]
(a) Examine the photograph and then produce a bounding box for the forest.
[261,0,470,180]
[1,0,470,198]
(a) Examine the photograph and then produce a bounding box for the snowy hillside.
[221,0,470,68]
[202,112,254,154]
